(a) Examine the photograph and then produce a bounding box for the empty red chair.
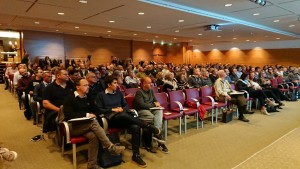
[168,90,200,133]
[150,86,159,93]
[199,86,218,124]
[125,88,139,96]
[154,92,182,141]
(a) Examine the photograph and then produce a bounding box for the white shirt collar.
[105,89,116,94]
[74,91,87,98]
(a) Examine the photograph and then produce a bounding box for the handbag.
[222,108,234,123]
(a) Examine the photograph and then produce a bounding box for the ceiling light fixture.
[217,36,221,38]
[178,19,184,22]
[175,30,179,33]
[75,26,79,29]
[249,0,267,6]
[138,12,144,15]
[289,25,295,27]
[276,38,280,40]
[246,40,250,41]
[147,26,151,29]
[57,12,65,15]
[79,0,88,4]
[273,20,280,23]
[107,30,111,33]
[198,33,203,36]
[225,4,232,7]
[34,21,40,24]
[253,13,260,16]
[133,33,137,36]
[109,20,115,23]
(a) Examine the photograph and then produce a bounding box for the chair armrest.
[62,121,71,144]
[186,98,200,108]
[128,109,138,117]
[239,90,249,99]
[171,101,184,115]
[204,96,215,106]
[100,116,109,133]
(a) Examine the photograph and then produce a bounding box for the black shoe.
[158,143,169,154]
[277,106,283,109]
[238,117,249,122]
[4,87,8,90]
[132,154,147,168]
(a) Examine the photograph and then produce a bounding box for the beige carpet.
[1,84,300,169]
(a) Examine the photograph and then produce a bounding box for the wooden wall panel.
[132,41,153,65]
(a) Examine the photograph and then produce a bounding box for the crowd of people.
[3,57,300,168]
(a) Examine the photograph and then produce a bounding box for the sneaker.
[0,148,17,162]
[158,143,169,154]
[108,144,125,155]
[132,154,147,168]
[152,136,166,144]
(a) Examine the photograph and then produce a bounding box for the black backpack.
[98,132,123,168]
[287,92,297,101]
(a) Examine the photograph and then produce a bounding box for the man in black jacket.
[64,78,125,169]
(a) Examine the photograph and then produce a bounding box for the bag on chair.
[98,132,123,168]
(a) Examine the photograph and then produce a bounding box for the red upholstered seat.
[154,92,183,141]
[70,137,88,144]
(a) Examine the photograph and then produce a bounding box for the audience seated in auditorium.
[214,70,253,122]
[94,75,160,167]
[187,68,203,88]
[63,78,125,169]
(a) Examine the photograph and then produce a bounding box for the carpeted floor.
[1,84,300,169]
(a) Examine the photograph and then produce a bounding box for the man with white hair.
[214,70,253,122]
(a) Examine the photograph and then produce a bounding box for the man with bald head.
[214,70,253,122]
[133,76,168,153]
[17,68,34,120]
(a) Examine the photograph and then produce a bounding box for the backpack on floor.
[287,92,297,101]
[97,132,123,168]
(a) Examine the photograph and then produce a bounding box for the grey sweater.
[133,89,157,111]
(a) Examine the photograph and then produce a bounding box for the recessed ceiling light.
[109,20,115,23]
[253,13,260,16]
[276,38,280,40]
[57,12,64,15]
[147,26,151,29]
[273,20,280,23]
[246,40,250,42]
[34,21,40,24]
[225,4,232,7]
[217,36,222,38]
[175,30,179,33]
[138,12,144,15]
[107,30,111,33]
[289,25,295,27]
[79,0,88,4]
[198,33,202,36]
[75,26,79,29]
[233,37,237,40]
[133,33,137,36]
[178,19,184,22]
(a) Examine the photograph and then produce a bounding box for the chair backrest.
[184,88,200,101]
[58,105,64,123]
[200,86,213,103]
[125,88,139,96]
[125,95,135,109]
[231,83,236,90]
[154,92,169,110]
[276,77,284,84]
[270,79,278,88]
[151,86,159,93]
[168,90,185,109]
